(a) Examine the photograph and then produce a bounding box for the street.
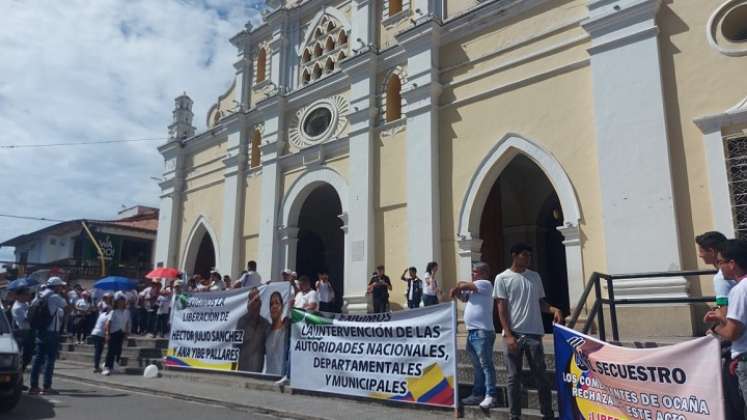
[7,377,282,420]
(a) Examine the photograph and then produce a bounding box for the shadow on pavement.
[5,395,55,420]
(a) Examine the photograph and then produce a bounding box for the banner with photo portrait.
[290,302,457,408]
[165,282,291,375]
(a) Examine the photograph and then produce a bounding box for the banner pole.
[452,298,460,418]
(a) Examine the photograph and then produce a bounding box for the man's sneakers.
[461,395,483,406]
[102,369,111,376]
[93,368,102,373]
[28,387,41,395]
[479,396,495,409]
[274,376,290,386]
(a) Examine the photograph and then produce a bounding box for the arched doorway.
[479,155,569,332]
[182,218,219,279]
[192,233,216,279]
[295,184,345,311]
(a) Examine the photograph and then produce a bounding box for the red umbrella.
[145,267,181,279]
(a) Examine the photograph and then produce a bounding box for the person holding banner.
[705,239,747,409]
[236,288,270,372]
[493,243,562,420]
[696,231,744,419]
[451,262,497,409]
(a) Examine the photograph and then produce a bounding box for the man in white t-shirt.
[696,231,744,419]
[705,239,747,410]
[315,271,335,312]
[294,276,319,311]
[451,262,496,409]
[493,243,562,420]
[237,260,262,289]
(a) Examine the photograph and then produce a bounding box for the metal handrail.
[569,269,718,342]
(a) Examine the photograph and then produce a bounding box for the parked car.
[0,304,21,412]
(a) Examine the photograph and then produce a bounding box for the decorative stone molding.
[707,0,747,57]
[288,96,350,150]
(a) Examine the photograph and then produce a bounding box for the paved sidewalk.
[51,362,456,420]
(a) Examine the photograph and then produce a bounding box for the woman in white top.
[423,261,440,306]
[103,292,131,376]
[90,306,111,373]
[315,271,336,313]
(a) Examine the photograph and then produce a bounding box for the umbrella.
[145,267,180,279]
[94,276,137,291]
[7,277,39,291]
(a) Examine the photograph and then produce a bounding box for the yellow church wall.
[179,182,225,264]
[207,80,237,128]
[658,0,747,297]
[242,174,262,240]
[378,4,411,51]
[439,65,607,295]
[374,128,409,308]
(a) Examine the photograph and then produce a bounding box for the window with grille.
[725,136,747,238]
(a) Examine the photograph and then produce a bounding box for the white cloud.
[0,0,263,263]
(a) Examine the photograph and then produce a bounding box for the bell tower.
[168,93,196,141]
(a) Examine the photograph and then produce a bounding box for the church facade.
[154,0,747,333]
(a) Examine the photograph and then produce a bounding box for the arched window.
[256,48,267,83]
[251,129,261,168]
[325,57,335,73]
[327,21,336,32]
[389,0,403,16]
[386,74,402,122]
[302,48,312,63]
[213,110,221,126]
[337,51,346,62]
[338,31,348,46]
[314,43,323,58]
[302,69,311,85]
[313,63,323,79]
[325,36,336,52]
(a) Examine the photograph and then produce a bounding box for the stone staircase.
[58,335,168,374]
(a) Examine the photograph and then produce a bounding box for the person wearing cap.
[102,291,131,376]
[28,276,70,395]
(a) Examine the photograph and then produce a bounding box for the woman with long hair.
[423,261,440,306]
[264,291,287,375]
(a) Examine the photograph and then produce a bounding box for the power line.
[0,137,169,149]
[0,214,65,223]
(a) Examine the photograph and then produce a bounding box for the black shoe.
[461,395,483,406]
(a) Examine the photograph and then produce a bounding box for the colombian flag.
[390,362,454,407]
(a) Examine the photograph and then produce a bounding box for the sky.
[0,0,265,264]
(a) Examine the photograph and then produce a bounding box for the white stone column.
[256,98,286,281]
[398,21,442,274]
[557,224,585,307]
[340,49,377,313]
[219,126,248,279]
[278,226,299,271]
[456,237,483,282]
[584,0,686,298]
[154,141,185,268]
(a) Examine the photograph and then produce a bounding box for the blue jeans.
[466,329,497,398]
[30,330,60,389]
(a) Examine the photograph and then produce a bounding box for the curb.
[53,371,328,420]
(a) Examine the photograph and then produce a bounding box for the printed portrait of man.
[236,287,270,372]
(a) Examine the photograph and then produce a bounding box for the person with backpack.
[11,287,34,372]
[28,277,69,395]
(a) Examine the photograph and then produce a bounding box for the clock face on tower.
[289,96,349,150]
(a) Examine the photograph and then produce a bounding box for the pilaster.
[219,124,249,279]
[397,20,443,274]
[154,140,185,268]
[341,50,378,313]
[583,0,686,298]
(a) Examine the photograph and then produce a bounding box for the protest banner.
[554,324,723,420]
[165,283,291,375]
[290,302,458,409]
